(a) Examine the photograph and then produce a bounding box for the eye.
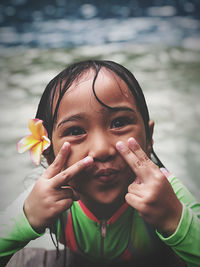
[64,126,86,136]
[111,117,131,129]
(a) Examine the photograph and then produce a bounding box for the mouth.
[94,168,120,183]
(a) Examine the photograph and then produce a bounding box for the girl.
[0,60,200,267]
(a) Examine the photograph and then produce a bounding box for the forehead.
[56,68,138,118]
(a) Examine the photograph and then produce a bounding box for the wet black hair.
[36,59,164,167]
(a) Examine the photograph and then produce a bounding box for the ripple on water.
[0,16,200,48]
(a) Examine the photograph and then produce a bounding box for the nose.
[88,130,116,162]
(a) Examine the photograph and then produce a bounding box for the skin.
[24,68,182,236]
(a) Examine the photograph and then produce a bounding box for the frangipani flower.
[17,119,51,165]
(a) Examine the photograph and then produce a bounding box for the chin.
[79,176,132,207]
[95,189,127,206]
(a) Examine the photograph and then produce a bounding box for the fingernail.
[128,137,137,145]
[160,167,170,178]
[116,141,127,152]
[83,156,93,166]
[62,142,70,149]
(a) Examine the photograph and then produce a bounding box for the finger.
[116,140,143,171]
[116,139,155,181]
[56,187,74,199]
[56,198,73,213]
[51,156,93,188]
[128,138,167,184]
[125,192,143,211]
[128,137,151,166]
[43,142,70,179]
[160,167,172,180]
[59,186,80,201]
[128,179,144,197]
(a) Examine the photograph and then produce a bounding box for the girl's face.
[51,69,153,208]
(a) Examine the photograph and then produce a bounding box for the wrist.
[157,201,183,237]
[23,200,46,234]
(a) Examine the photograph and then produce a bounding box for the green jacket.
[0,171,200,266]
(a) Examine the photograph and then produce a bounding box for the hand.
[116,137,182,236]
[23,142,93,233]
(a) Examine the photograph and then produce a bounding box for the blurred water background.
[0,0,200,248]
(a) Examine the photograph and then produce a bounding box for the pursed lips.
[94,168,120,183]
[95,168,119,177]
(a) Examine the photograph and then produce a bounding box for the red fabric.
[65,211,77,252]
[78,200,99,222]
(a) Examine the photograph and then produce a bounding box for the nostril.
[93,154,115,163]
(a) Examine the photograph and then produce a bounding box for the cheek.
[119,126,147,153]
[63,145,88,170]
[52,139,87,171]
[52,143,63,161]
[133,125,148,152]
[136,134,147,152]
[66,151,83,167]
[52,132,62,156]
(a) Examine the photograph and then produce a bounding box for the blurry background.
[0,0,200,235]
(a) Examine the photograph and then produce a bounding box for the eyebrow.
[109,106,136,113]
[57,106,136,129]
[57,114,86,129]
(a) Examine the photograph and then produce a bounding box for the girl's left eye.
[111,117,131,129]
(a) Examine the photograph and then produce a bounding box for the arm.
[157,173,200,267]
[0,142,93,259]
[0,187,43,259]
[116,137,200,267]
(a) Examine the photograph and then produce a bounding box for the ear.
[147,120,154,156]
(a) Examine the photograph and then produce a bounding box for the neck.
[80,196,125,220]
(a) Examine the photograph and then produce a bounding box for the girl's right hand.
[23,142,93,233]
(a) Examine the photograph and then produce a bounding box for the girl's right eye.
[64,126,86,136]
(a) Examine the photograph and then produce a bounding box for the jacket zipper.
[100,220,107,258]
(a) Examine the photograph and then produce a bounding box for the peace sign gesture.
[116,137,182,236]
[23,142,93,233]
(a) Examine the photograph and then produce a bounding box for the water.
[1,15,200,49]
[0,0,200,249]
[0,43,200,208]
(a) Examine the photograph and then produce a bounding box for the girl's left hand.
[116,137,182,236]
